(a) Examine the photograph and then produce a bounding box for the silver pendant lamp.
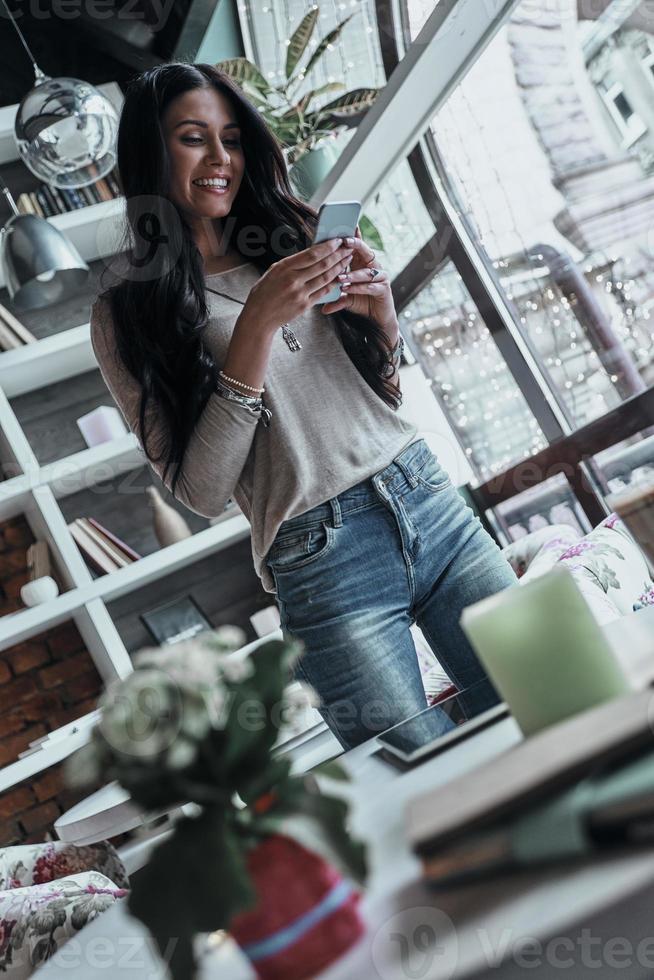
[0,0,121,309]
[4,0,118,187]
[0,179,89,311]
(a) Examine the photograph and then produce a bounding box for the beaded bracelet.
[219,370,265,394]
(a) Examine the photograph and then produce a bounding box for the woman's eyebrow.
[173,119,241,130]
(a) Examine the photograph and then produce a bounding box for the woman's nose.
[206,139,230,166]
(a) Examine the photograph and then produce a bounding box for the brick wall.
[0,759,102,846]
[0,515,105,844]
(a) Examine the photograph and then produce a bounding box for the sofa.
[0,841,128,977]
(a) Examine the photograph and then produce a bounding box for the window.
[641,46,654,87]
[598,80,647,147]
[401,261,546,480]
[356,156,435,279]
[428,0,653,434]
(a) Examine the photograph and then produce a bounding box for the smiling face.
[161,86,245,231]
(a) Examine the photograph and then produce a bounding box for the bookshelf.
[0,83,337,807]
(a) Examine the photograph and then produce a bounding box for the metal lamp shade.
[15,76,118,189]
[0,213,89,311]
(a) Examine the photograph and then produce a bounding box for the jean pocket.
[266,521,335,574]
[411,454,452,493]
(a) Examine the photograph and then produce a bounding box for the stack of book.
[16,167,122,218]
[405,688,654,888]
[67,517,141,575]
[0,302,36,351]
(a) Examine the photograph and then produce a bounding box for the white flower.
[221,655,254,684]
[211,625,247,652]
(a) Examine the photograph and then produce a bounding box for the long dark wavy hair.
[100,62,401,496]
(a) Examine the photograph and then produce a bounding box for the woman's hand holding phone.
[319,225,398,333]
[239,239,354,337]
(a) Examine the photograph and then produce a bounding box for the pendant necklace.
[205,283,302,351]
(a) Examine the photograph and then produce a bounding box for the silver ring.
[369,267,380,279]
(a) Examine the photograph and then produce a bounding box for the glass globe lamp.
[15,72,119,189]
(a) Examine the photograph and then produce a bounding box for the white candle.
[460,565,631,736]
[76,405,127,447]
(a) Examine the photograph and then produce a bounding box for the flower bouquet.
[65,627,367,980]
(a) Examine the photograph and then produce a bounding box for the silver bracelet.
[382,334,404,379]
[215,378,261,410]
[215,378,272,427]
[390,334,404,361]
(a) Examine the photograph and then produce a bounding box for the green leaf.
[235,756,292,807]
[291,791,368,884]
[359,213,384,252]
[313,87,379,122]
[216,58,273,95]
[303,14,357,78]
[222,639,302,774]
[281,93,314,122]
[286,8,320,80]
[308,82,346,101]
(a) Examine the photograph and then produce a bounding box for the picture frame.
[140,594,213,646]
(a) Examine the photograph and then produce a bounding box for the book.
[51,184,72,213]
[29,192,44,218]
[26,540,51,581]
[40,183,59,215]
[59,187,80,210]
[86,516,141,561]
[16,193,33,214]
[419,746,654,887]
[35,188,54,217]
[78,184,97,207]
[67,521,120,575]
[0,303,36,344]
[406,688,654,861]
[0,320,22,351]
[69,187,86,209]
[76,518,131,567]
[94,178,112,203]
[105,170,122,197]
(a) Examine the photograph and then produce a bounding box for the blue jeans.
[265,438,518,750]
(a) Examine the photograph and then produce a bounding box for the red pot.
[228,834,364,979]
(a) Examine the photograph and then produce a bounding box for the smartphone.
[311,200,362,304]
[376,695,508,768]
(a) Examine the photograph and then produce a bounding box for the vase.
[228,834,364,979]
[146,486,192,547]
[289,141,341,202]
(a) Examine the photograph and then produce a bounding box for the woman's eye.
[181,137,241,147]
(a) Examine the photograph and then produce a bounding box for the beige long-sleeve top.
[89,261,420,594]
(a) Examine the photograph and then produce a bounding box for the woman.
[90,62,518,751]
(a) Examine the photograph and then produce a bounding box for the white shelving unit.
[0,82,290,798]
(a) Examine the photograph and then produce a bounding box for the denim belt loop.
[394,454,418,489]
[329,495,343,528]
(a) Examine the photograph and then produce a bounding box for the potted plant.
[216,6,384,248]
[66,627,367,980]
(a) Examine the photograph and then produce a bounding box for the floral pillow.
[0,841,128,892]
[0,871,127,978]
[503,524,582,579]
[557,514,654,617]
[503,515,654,625]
